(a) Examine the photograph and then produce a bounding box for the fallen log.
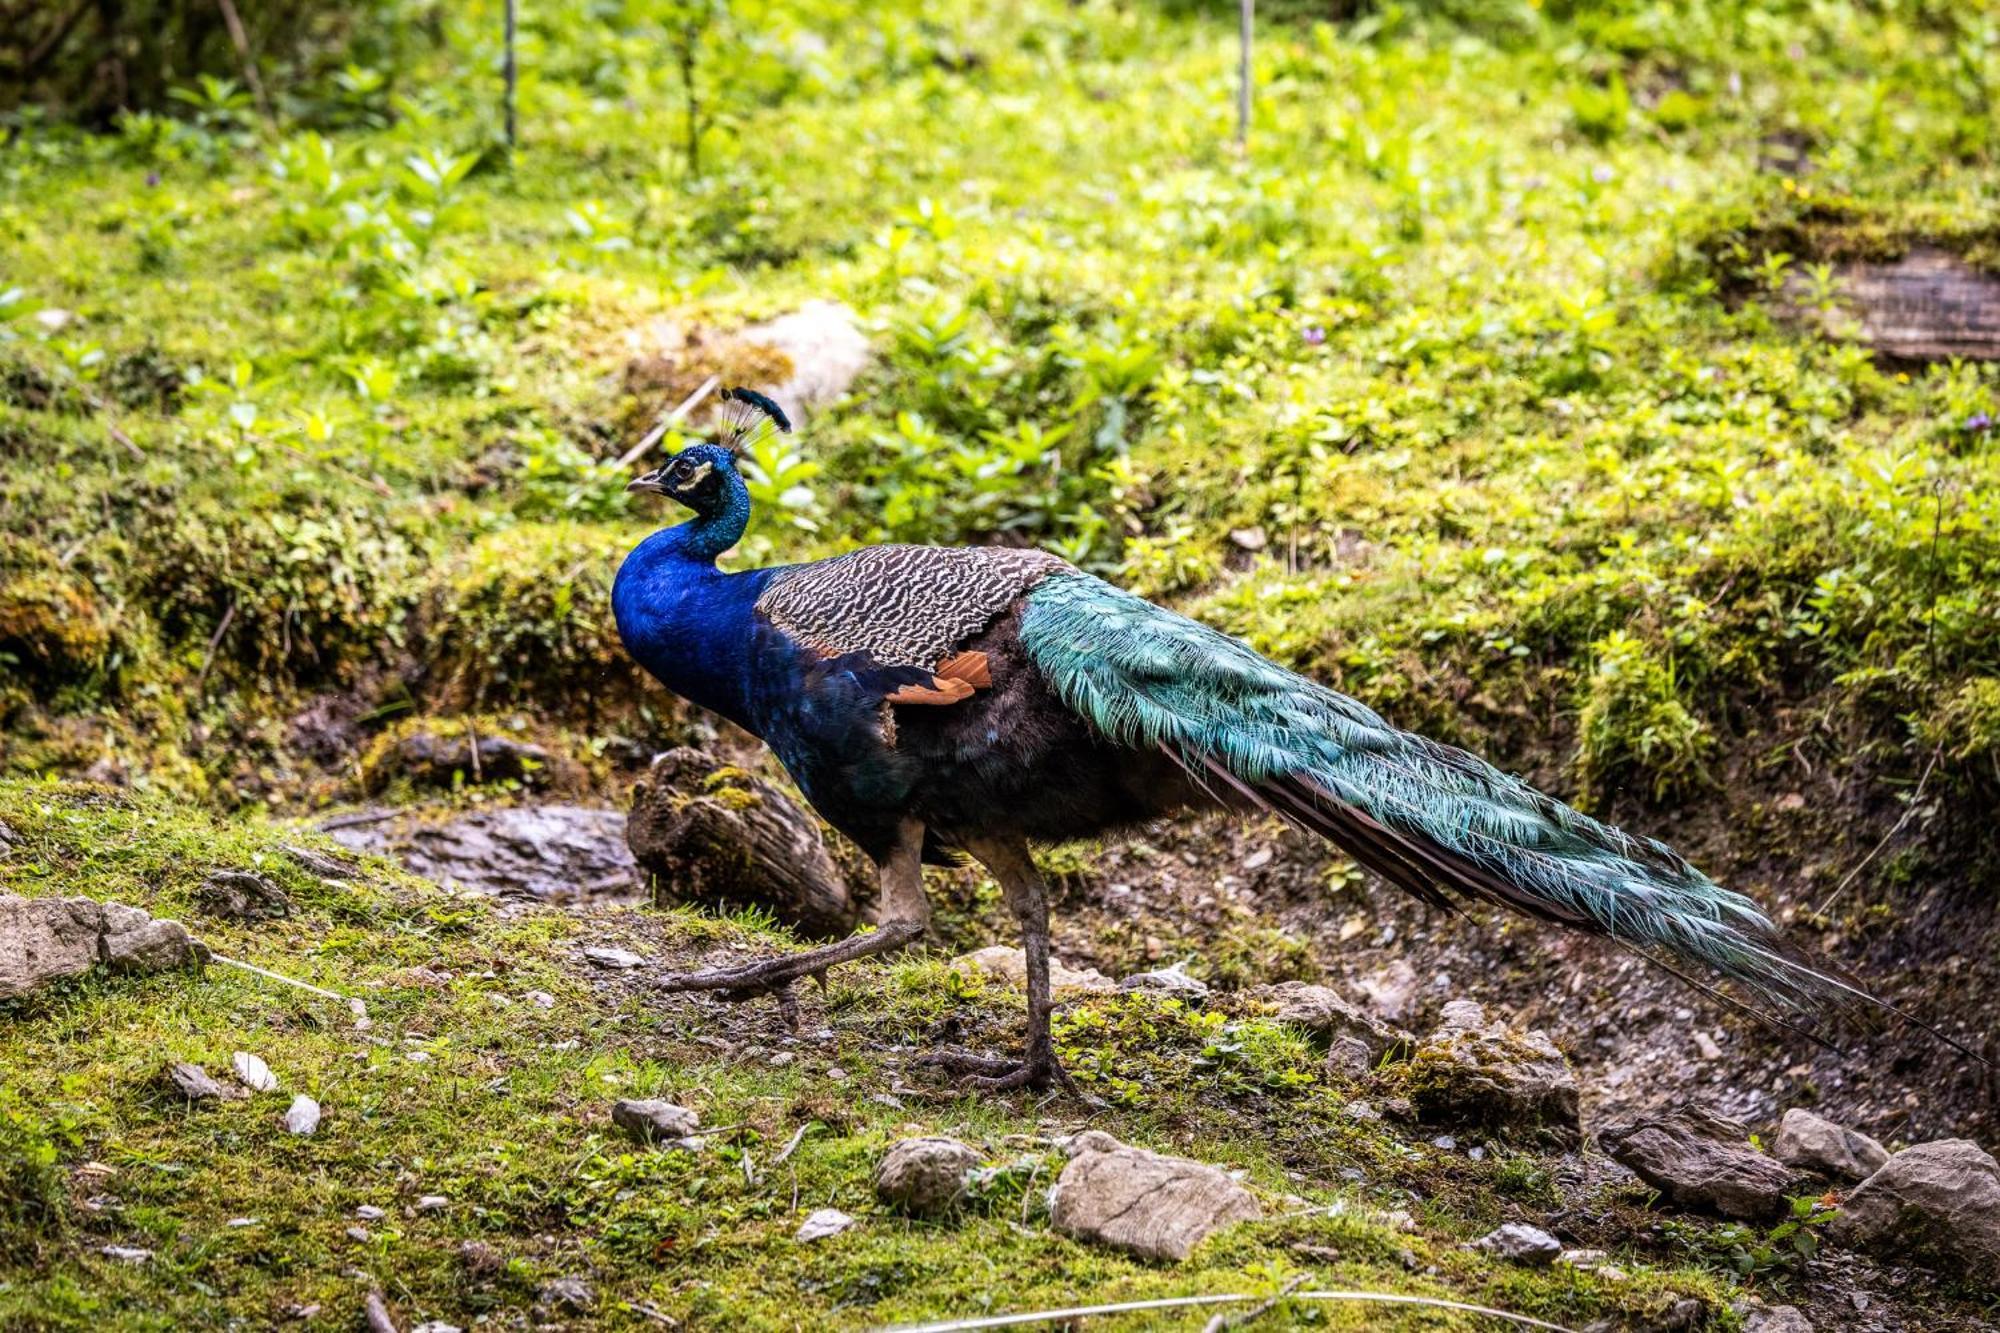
[1784,244,2000,362]
[627,747,869,938]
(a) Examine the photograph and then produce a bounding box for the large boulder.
[1598,1108,1795,1220]
[1770,1108,1889,1183]
[1050,1131,1260,1262]
[327,805,638,904]
[1401,1000,1578,1138]
[0,894,203,999]
[1827,1139,2000,1283]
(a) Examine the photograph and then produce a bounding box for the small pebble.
[232,1052,279,1094]
[281,1094,321,1136]
[795,1208,855,1242]
[356,1206,385,1221]
[100,1245,152,1264]
[417,1195,448,1212]
[526,991,555,1009]
[346,1227,371,1243]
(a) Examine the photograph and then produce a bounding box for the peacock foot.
[918,1044,1079,1095]
[651,919,927,1009]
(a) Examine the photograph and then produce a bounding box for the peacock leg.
[652,818,930,1003]
[922,836,1077,1094]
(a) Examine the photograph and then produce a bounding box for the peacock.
[613,387,1864,1090]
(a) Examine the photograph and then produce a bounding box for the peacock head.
[625,386,792,518]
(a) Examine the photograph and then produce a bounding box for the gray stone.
[612,1098,700,1145]
[1324,1034,1375,1078]
[1470,1222,1562,1265]
[875,1136,981,1216]
[1117,961,1209,999]
[1599,1108,1794,1220]
[1770,1108,1888,1182]
[195,870,290,922]
[1051,1130,1261,1262]
[1733,1302,1814,1333]
[795,1207,855,1241]
[1358,959,1420,1024]
[538,1278,596,1313]
[99,1245,152,1264]
[165,1061,236,1103]
[281,1094,321,1136]
[326,805,638,904]
[1255,981,1408,1058]
[1407,1000,1578,1138]
[1827,1139,2000,1284]
[584,945,648,969]
[1,894,202,999]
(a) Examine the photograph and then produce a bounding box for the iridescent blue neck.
[680,469,752,561]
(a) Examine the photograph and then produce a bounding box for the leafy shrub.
[1574,631,1714,808]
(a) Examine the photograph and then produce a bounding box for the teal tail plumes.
[1019,572,1844,1012]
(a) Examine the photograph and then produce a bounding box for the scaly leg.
[653,818,930,1005]
[922,836,1077,1094]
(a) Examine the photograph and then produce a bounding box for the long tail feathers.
[1020,571,1953,1043]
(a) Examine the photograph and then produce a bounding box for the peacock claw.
[919,1046,1078,1095]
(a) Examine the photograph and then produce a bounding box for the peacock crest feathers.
[715,385,791,456]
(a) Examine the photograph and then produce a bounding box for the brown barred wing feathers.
[756,545,1068,706]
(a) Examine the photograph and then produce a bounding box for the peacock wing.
[755,544,1072,705]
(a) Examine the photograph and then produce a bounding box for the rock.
[164,1061,237,1102]
[279,842,358,882]
[795,1207,855,1242]
[1228,526,1268,551]
[232,1051,279,1094]
[99,1245,152,1263]
[195,870,290,922]
[584,945,648,969]
[628,747,867,938]
[612,1098,700,1145]
[1770,1108,1888,1182]
[356,1205,386,1221]
[1117,961,1208,999]
[1733,1301,1814,1333]
[1,894,204,999]
[1827,1139,2000,1281]
[281,1094,321,1136]
[1470,1222,1562,1266]
[953,945,1113,993]
[737,301,872,420]
[1254,981,1408,1060]
[374,730,582,793]
[1357,959,1419,1024]
[1598,1108,1794,1220]
[1324,1035,1375,1078]
[875,1137,981,1216]
[1050,1130,1261,1262]
[417,1194,448,1212]
[538,1278,596,1313]
[1404,1000,1578,1138]
[326,805,638,904]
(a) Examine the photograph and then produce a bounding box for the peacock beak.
[626,468,668,494]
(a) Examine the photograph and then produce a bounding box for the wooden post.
[1236,0,1253,153]
[503,0,518,149]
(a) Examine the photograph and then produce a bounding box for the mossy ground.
[1,781,1754,1331]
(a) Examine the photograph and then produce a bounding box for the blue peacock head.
[626,386,791,517]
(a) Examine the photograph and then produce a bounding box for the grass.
[0,779,1743,1329]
